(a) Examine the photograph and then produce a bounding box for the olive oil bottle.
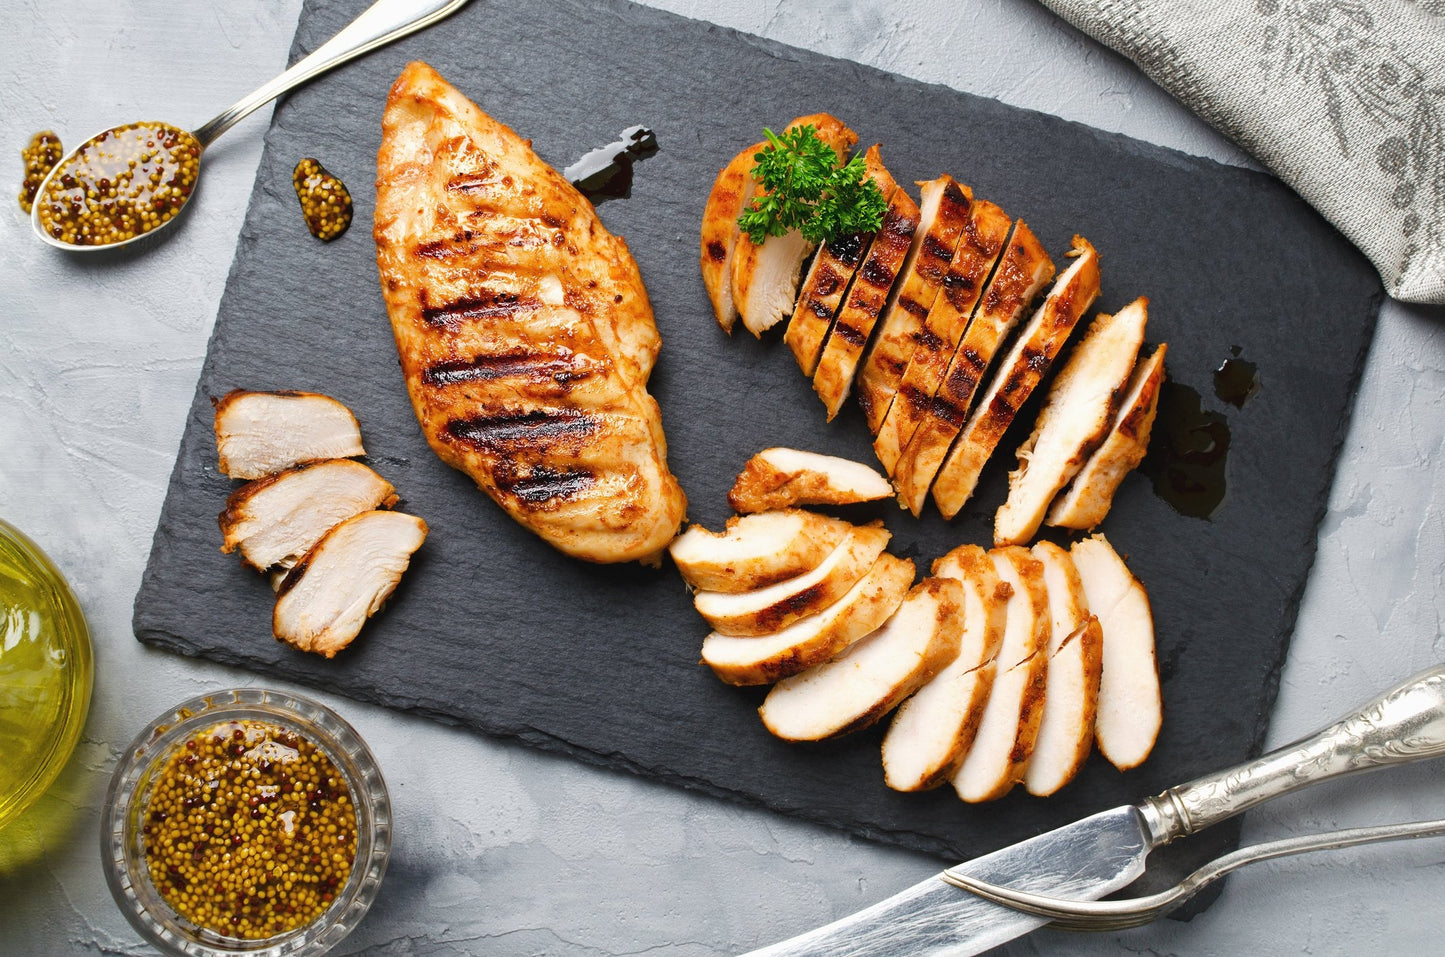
[0,519,92,830]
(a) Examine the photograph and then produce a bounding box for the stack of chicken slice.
[215,390,427,657]
[701,126,1167,528]
[674,498,1162,799]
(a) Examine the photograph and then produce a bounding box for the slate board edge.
[131,0,1386,868]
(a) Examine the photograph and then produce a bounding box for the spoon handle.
[193,0,471,147]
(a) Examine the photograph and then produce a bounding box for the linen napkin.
[1038,0,1445,305]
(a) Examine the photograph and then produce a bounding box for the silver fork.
[942,817,1445,932]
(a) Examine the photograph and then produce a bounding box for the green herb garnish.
[737,125,887,246]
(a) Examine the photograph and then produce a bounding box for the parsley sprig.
[737,126,887,246]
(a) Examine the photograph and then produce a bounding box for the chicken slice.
[1071,534,1161,771]
[995,297,1149,546]
[760,577,963,742]
[811,156,918,420]
[1023,542,1103,797]
[692,522,891,636]
[783,145,892,376]
[873,200,1013,476]
[374,62,685,564]
[1048,344,1168,530]
[700,141,762,333]
[932,236,1101,520]
[891,222,1055,516]
[855,176,975,434]
[220,459,397,571]
[951,547,1049,803]
[700,554,914,686]
[881,545,1007,791]
[727,447,892,514]
[214,390,365,480]
[731,114,859,337]
[272,510,428,658]
[668,509,852,593]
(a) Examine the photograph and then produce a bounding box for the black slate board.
[135,0,1381,888]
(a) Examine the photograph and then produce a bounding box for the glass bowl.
[0,518,93,830]
[102,689,391,956]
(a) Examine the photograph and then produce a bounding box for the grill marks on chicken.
[375,62,684,563]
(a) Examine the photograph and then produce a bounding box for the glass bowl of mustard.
[102,689,390,956]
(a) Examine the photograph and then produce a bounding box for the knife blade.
[746,806,1149,956]
[745,663,1445,956]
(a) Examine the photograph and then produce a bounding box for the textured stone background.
[2,1,1442,954]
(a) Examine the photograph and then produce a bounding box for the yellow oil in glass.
[0,519,92,830]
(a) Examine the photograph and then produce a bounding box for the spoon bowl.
[31,0,471,252]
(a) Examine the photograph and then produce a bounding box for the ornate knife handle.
[1140,664,1445,846]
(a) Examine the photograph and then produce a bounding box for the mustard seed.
[18,130,63,214]
[36,122,199,246]
[292,157,352,241]
[142,719,357,940]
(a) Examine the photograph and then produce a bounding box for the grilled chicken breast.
[812,154,918,420]
[994,297,1149,546]
[731,114,858,337]
[374,62,686,564]
[1047,344,1167,530]
[700,142,762,334]
[855,176,975,434]
[931,236,1100,520]
[873,198,1012,475]
[888,221,1055,516]
[726,447,891,513]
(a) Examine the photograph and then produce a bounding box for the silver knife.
[746,663,1445,956]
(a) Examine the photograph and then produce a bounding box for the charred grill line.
[498,467,597,505]
[423,353,592,387]
[446,409,598,453]
[420,289,538,327]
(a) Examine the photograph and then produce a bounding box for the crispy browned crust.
[727,456,886,513]
[783,144,888,376]
[374,62,685,563]
[892,220,1055,516]
[931,236,1100,520]
[855,177,975,434]
[874,199,1013,476]
[811,155,917,421]
[700,142,762,333]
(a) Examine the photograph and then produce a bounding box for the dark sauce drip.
[1143,381,1230,520]
[565,126,658,204]
[1213,349,1260,408]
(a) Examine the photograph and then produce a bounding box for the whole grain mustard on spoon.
[28,0,472,252]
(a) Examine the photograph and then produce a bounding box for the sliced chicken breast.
[932,236,1101,520]
[727,447,892,514]
[760,577,963,741]
[1071,534,1161,770]
[855,177,975,434]
[220,459,397,571]
[1048,344,1168,530]
[811,157,918,420]
[732,114,858,337]
[891,222,1055,516]
[668,509,852,593]
[692,522,891,636]
[700,141,762,334]
[873,200,1012,476]
[700,553,914,686]
[214,390,365,480]
[1023,542,1103,797]
[272,510,428,658]
[951,547,1049,803]
[783,146,892,375]
[881,545,1007,791]
[995,297,1149,546]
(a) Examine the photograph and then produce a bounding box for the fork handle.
[1139,664,1445,845]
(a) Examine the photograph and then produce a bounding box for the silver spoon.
[31,0,471,251]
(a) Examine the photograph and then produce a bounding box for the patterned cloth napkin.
[1039,0,1445,304]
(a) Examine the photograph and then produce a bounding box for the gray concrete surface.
[1,0,1442,954]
